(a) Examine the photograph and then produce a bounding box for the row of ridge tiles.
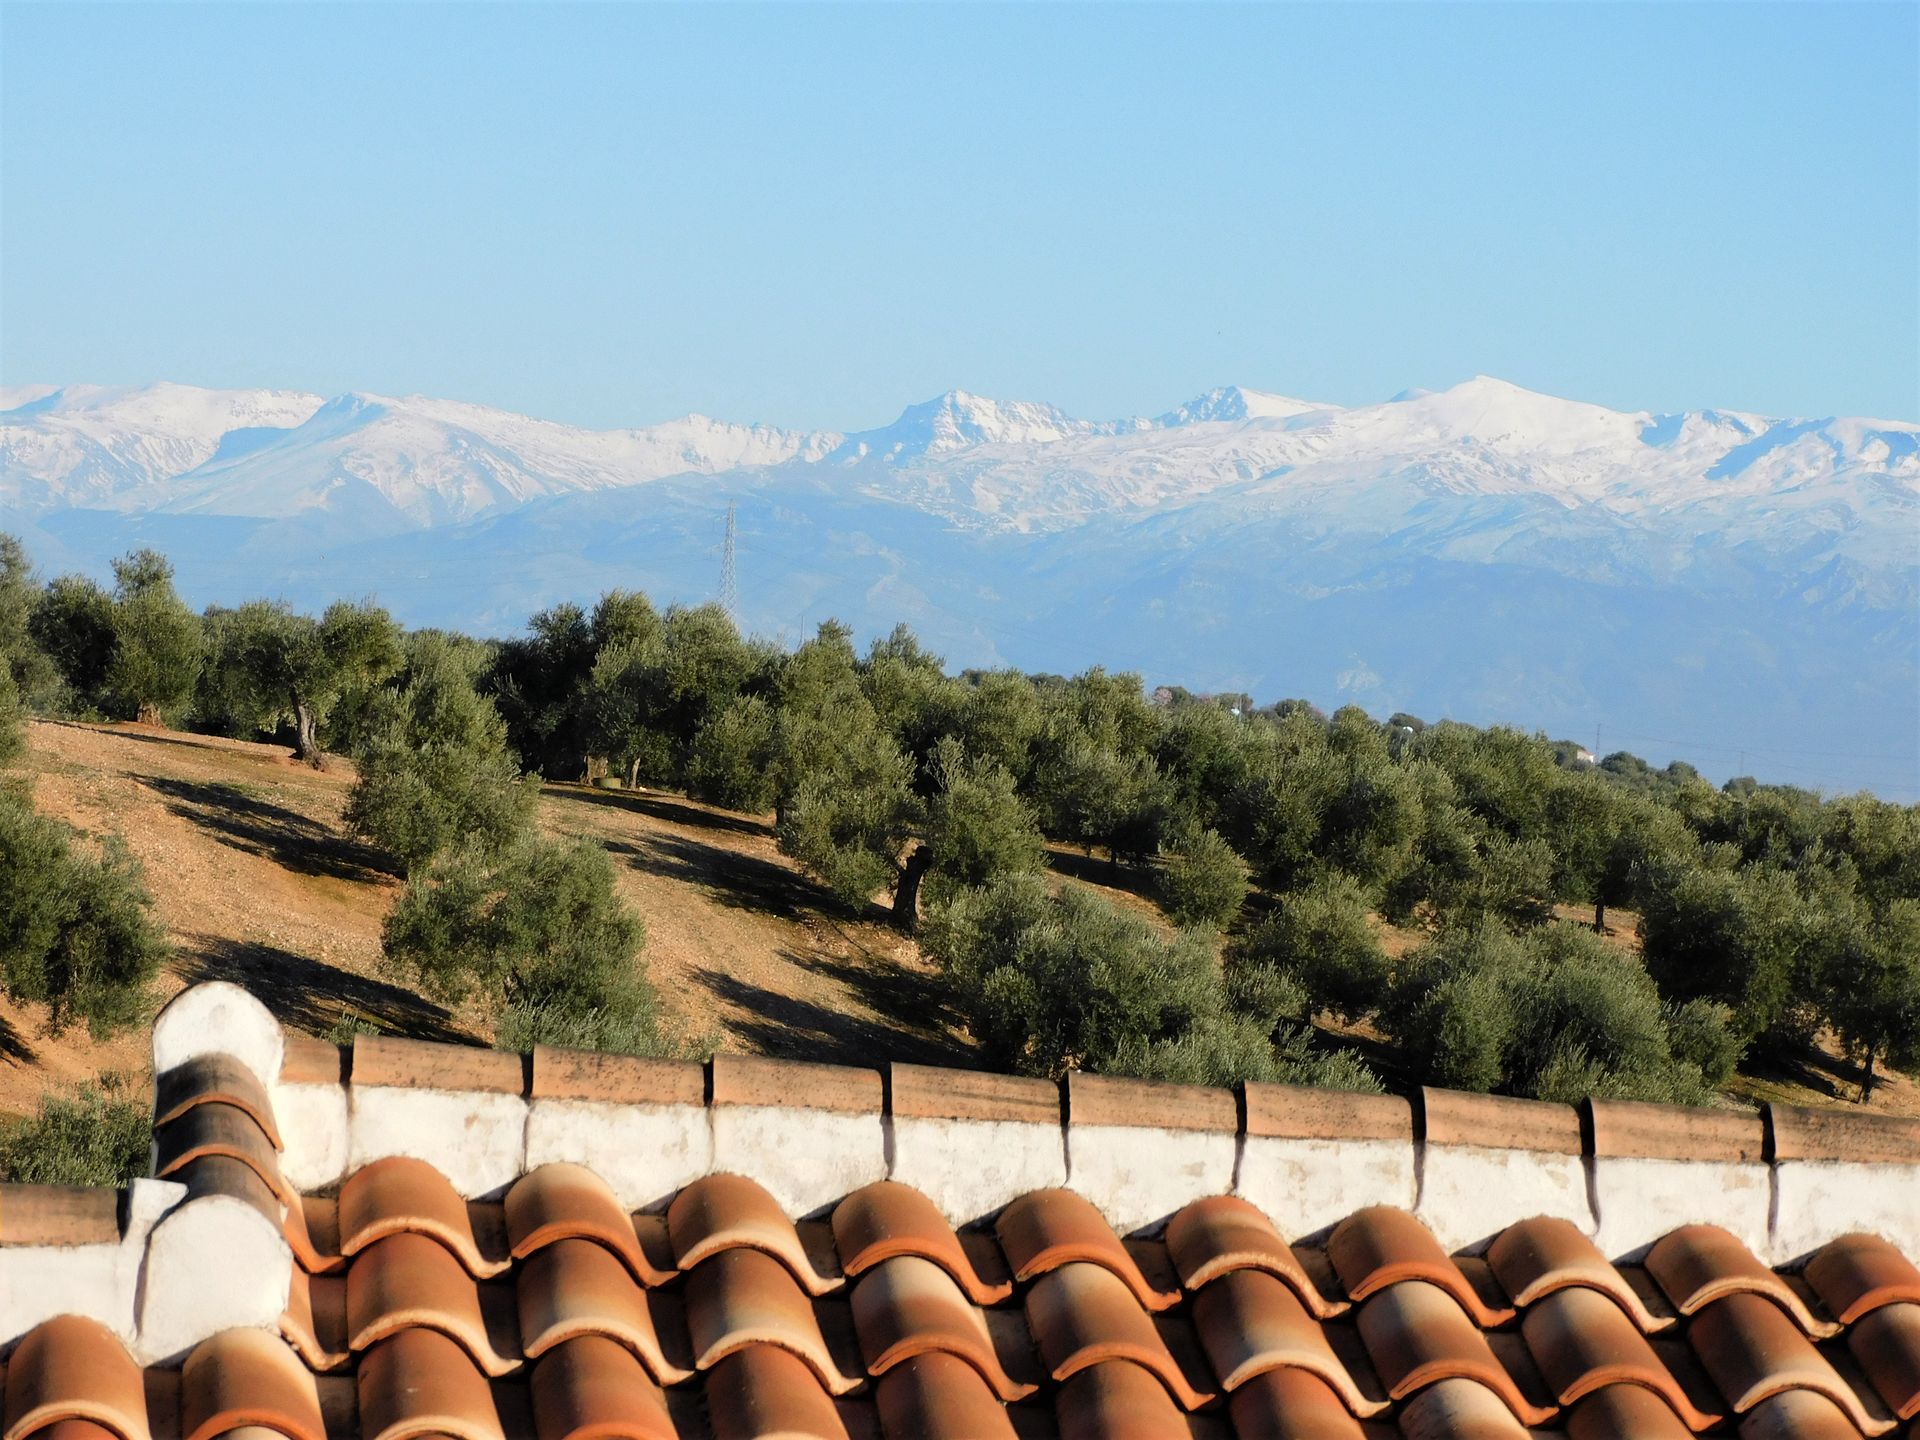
[271,1032,1920,1165]
[6,1154,1917,1440]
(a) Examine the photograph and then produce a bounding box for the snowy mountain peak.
[1157,385,1337,426]
[837,389,1131,460]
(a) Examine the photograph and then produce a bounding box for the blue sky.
[3,2,1914,430]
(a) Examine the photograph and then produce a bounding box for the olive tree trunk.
[892,843,933,935]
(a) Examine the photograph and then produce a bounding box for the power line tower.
[719,502,739,623]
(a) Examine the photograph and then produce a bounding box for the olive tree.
[105,550,202,724]
[345,636,534,870]
[207,599,402,765]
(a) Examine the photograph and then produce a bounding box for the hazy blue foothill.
[5,378,1914,799]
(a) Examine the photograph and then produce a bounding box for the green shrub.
[774,724,919,913]
[0,669,24,766]
[383,833,670,1056]
[1382,920,1723,1103]
[0,1077,151,1185]
[1227,873,1388,1026]
[346,636,535,869]
[1639,858,1807,1039]
[1157,824,1251,931]
[920,741,1047,906]
[923,873,1378,1089]
[0,783,168,1036]
[105,549,202,724]
[29,573,117,715]
[687,694,780,813]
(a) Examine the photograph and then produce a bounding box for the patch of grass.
[0,1075,151,1186]
[323,1008,385,1045]
[495,997,715,1060]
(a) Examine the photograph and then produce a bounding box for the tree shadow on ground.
[177,936,471,1043]
[607,831,893,925]
[0,1012,34,1065]
[1739,1036,1863,1103]
[542,783,770,839]
[45,721,277,760]
[133,775,388,883]
[692,965,976,1070]
[1044,846,1163,905]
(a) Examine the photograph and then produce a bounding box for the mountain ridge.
[4,376,1914,797]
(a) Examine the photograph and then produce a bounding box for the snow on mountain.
[4,374,1914,794]
[830,389,1142,462]
[2,384,838,528]
[1155,385,1338,426]
[160,391,840,527]
[1,383,324,510]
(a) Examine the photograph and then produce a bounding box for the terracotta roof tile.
[1024,1260,1217,1410]
[526,1336,675,1440]
[352,1035,525,1095]
[1066,1071,1238,1134]
[504,1163,675,1286]
[1585,1097,1765,1163]
[1689,1292,1897,1434]
[172,1154,282,1229]
[22,1422,129,1440]
[281,1269,350,1371]
[996,1188,1182,1311]
[0,1184,122,1247]
[337,1156,511,1279]
[888,1063,1060,1126]
[1806,1233,1920,1326]
[1560,1382,1695,1440]
[152,1101,290,1205]
[1190,1267,1388,1414]
[683,1247,866,1395]
[1326,1207,1515,1327]
[1393,1377,1532,1440]
[1226,1367,1373,1439]
[1518,1284,1722,1428]
[1486,1216,1675,1333]
[284,1195,344,1276]
[1241,1083,1412,1143]
[280,1032,348,1086]
[514,1236,695,1384]
[355,1327,505,1440]
[1846,1302,1920,1421]
[17,982,1920,1440]
[704,1343,852,1440]
[872,1351,1020,1440]
[1766,1103,1920,1165]
[0,1315,149,1440]
[1645,1224,1840,1336]
[529,1045,704,1106]
[178,1327,325,1440]
[832,1180,1012,1305]
[1166,1195,1349,1318]
[1736,1388,1876,1440]
[668,1172,843,1295]
[155,1055,283,1151]
[1353,1281,1554,1426]
[710,1053,880,1115]
[1054,1358,1201,1440]
[1421,1088,1584,1155]
[344,1231,523,1377]
[849,1255,1038,1400]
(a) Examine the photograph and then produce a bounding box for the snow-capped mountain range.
[4,378,1916,797]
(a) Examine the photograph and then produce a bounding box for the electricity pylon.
[719,502,739,624]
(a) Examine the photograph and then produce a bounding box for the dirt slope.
[2,720,974,1115]
[2,719,1911,1120]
